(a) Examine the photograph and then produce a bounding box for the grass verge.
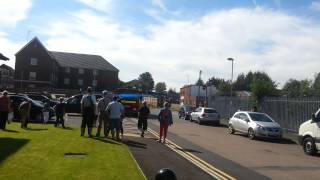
[0,123,145,180]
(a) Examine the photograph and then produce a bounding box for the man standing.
[157,102,173,143]
[19,99,31,129]
[96,90,112,137]
[81,87,96,137]
[0,91,11,130]
[106,96,124,141]
[54,97,66,128]
[138,101,150,137]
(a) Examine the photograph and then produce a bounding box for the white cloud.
[75,0,113,13]
[39,8,320,89]
[153,0,167,11]
[0,0,32,27]
[311,1,320,11]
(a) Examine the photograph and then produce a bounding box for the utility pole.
[227,58,234,118]
[197,70,202,107]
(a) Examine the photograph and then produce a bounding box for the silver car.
[228,111,282,139]
[190,107,220,125]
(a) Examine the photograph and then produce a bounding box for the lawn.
[0,123,145,180]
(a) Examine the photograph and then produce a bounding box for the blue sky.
[1,0,320,89]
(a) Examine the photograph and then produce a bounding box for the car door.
[238,113,250,133]
[315,112,320,150]
[192,108,200,120]
[231,113,241,131]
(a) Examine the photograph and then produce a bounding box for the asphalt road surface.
[64,112,320,180]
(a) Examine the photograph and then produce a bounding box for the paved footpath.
[122,118,214,180]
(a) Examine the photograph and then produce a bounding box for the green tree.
[138,72,155,93]
[283,79,312,97]
[195,78,204,86]
[234,73,246,91]
[155,82,167,93]
[313,73,320,96]
[250,79,278,102]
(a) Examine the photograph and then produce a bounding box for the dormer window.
[30,58,38,65]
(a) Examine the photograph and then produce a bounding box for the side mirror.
[245,119,250,123]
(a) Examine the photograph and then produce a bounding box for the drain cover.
[64,152,88,158]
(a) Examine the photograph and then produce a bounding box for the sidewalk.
[122,119,214,180]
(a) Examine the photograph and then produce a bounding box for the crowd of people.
[0,87,174,144]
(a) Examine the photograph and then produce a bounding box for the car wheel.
[248,128,255,140]
[228,124,235,134]
[184,115,189,120]
[190,116,193,122]
[197,118,202,125]
[303,137,316,155]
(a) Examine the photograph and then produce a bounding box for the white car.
[228,111,282,140]
[190,107,220,125]
[298,109,320,155]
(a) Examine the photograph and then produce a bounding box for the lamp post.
[227,58,234,118]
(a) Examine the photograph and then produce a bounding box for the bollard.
[155,168,177,180]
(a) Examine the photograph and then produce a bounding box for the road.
[64,112,320,180]
[148,109,320,180]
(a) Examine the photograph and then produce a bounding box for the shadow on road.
[233,133,296,144]
[0,138,29,164]
[175,147,202,154]
[124,140,147,149]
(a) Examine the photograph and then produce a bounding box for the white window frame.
[78,68,84,74]
[30,58,38,66]
[78,79,83,86]
[64,78,70,85]
[29,72,36,80]
[65,67,70,73]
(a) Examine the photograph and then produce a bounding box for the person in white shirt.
[80,87,96,137]
[106,96,124,140]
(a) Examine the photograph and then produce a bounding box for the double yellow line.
[147,128,236,180]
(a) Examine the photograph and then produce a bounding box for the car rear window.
[204,109,217,113]
[249,113,273,122]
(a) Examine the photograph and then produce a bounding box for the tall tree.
[155,82,167,93]
[313,73,320,96]
[195,78,204,86]
[234,73,246,91]
[283,79,312,97]
[138,72,155,93]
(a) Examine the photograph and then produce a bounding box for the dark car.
[64,94,103,113]
[9,95,45,122]
[24,93,58,107]
[178,105,195,120]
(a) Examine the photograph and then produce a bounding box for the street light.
[227,58,234,118]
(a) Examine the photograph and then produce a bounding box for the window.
[78,79,83,86]
[78,68,84,74]
[239,113,249,121]
[65,67,70,73]
[30,58,38,65]
[64,78,70,85]
[29,72,36,80]
[93,69,98,75]
[92,80,97,86]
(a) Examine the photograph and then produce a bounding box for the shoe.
[141,133,144,138]
[163,139,166,144]
[157,139,162,143]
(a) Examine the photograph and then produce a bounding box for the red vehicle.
[113,88,143,117]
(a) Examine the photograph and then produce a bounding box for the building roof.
[0,64,14,71]
[49,51,119,72]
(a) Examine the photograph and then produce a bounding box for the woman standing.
[157,102,173,143]
[0,91,11,130]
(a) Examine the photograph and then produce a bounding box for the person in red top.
[0,91,11,130]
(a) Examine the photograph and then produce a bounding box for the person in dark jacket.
[138,101,150,137]
[0,91,11,130]
[81,87,96,137]
[157,102,173,143]
[54,97,66,128]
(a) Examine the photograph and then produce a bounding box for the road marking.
[147,128,236,180]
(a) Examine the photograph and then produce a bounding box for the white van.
[298,109,320,155]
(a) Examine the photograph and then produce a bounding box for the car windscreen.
[249,113,273,122]
[204,109,217,113]
[185,106,194,111]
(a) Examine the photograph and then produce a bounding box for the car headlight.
[257,124,265,131]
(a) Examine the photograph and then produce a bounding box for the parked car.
[178,105,195,120]
[64,94,103,113]
[190,107,220,125]
[9,95,45,122]
[298,109,320,155]
[228,111,282,140]
[24,93,58,107]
